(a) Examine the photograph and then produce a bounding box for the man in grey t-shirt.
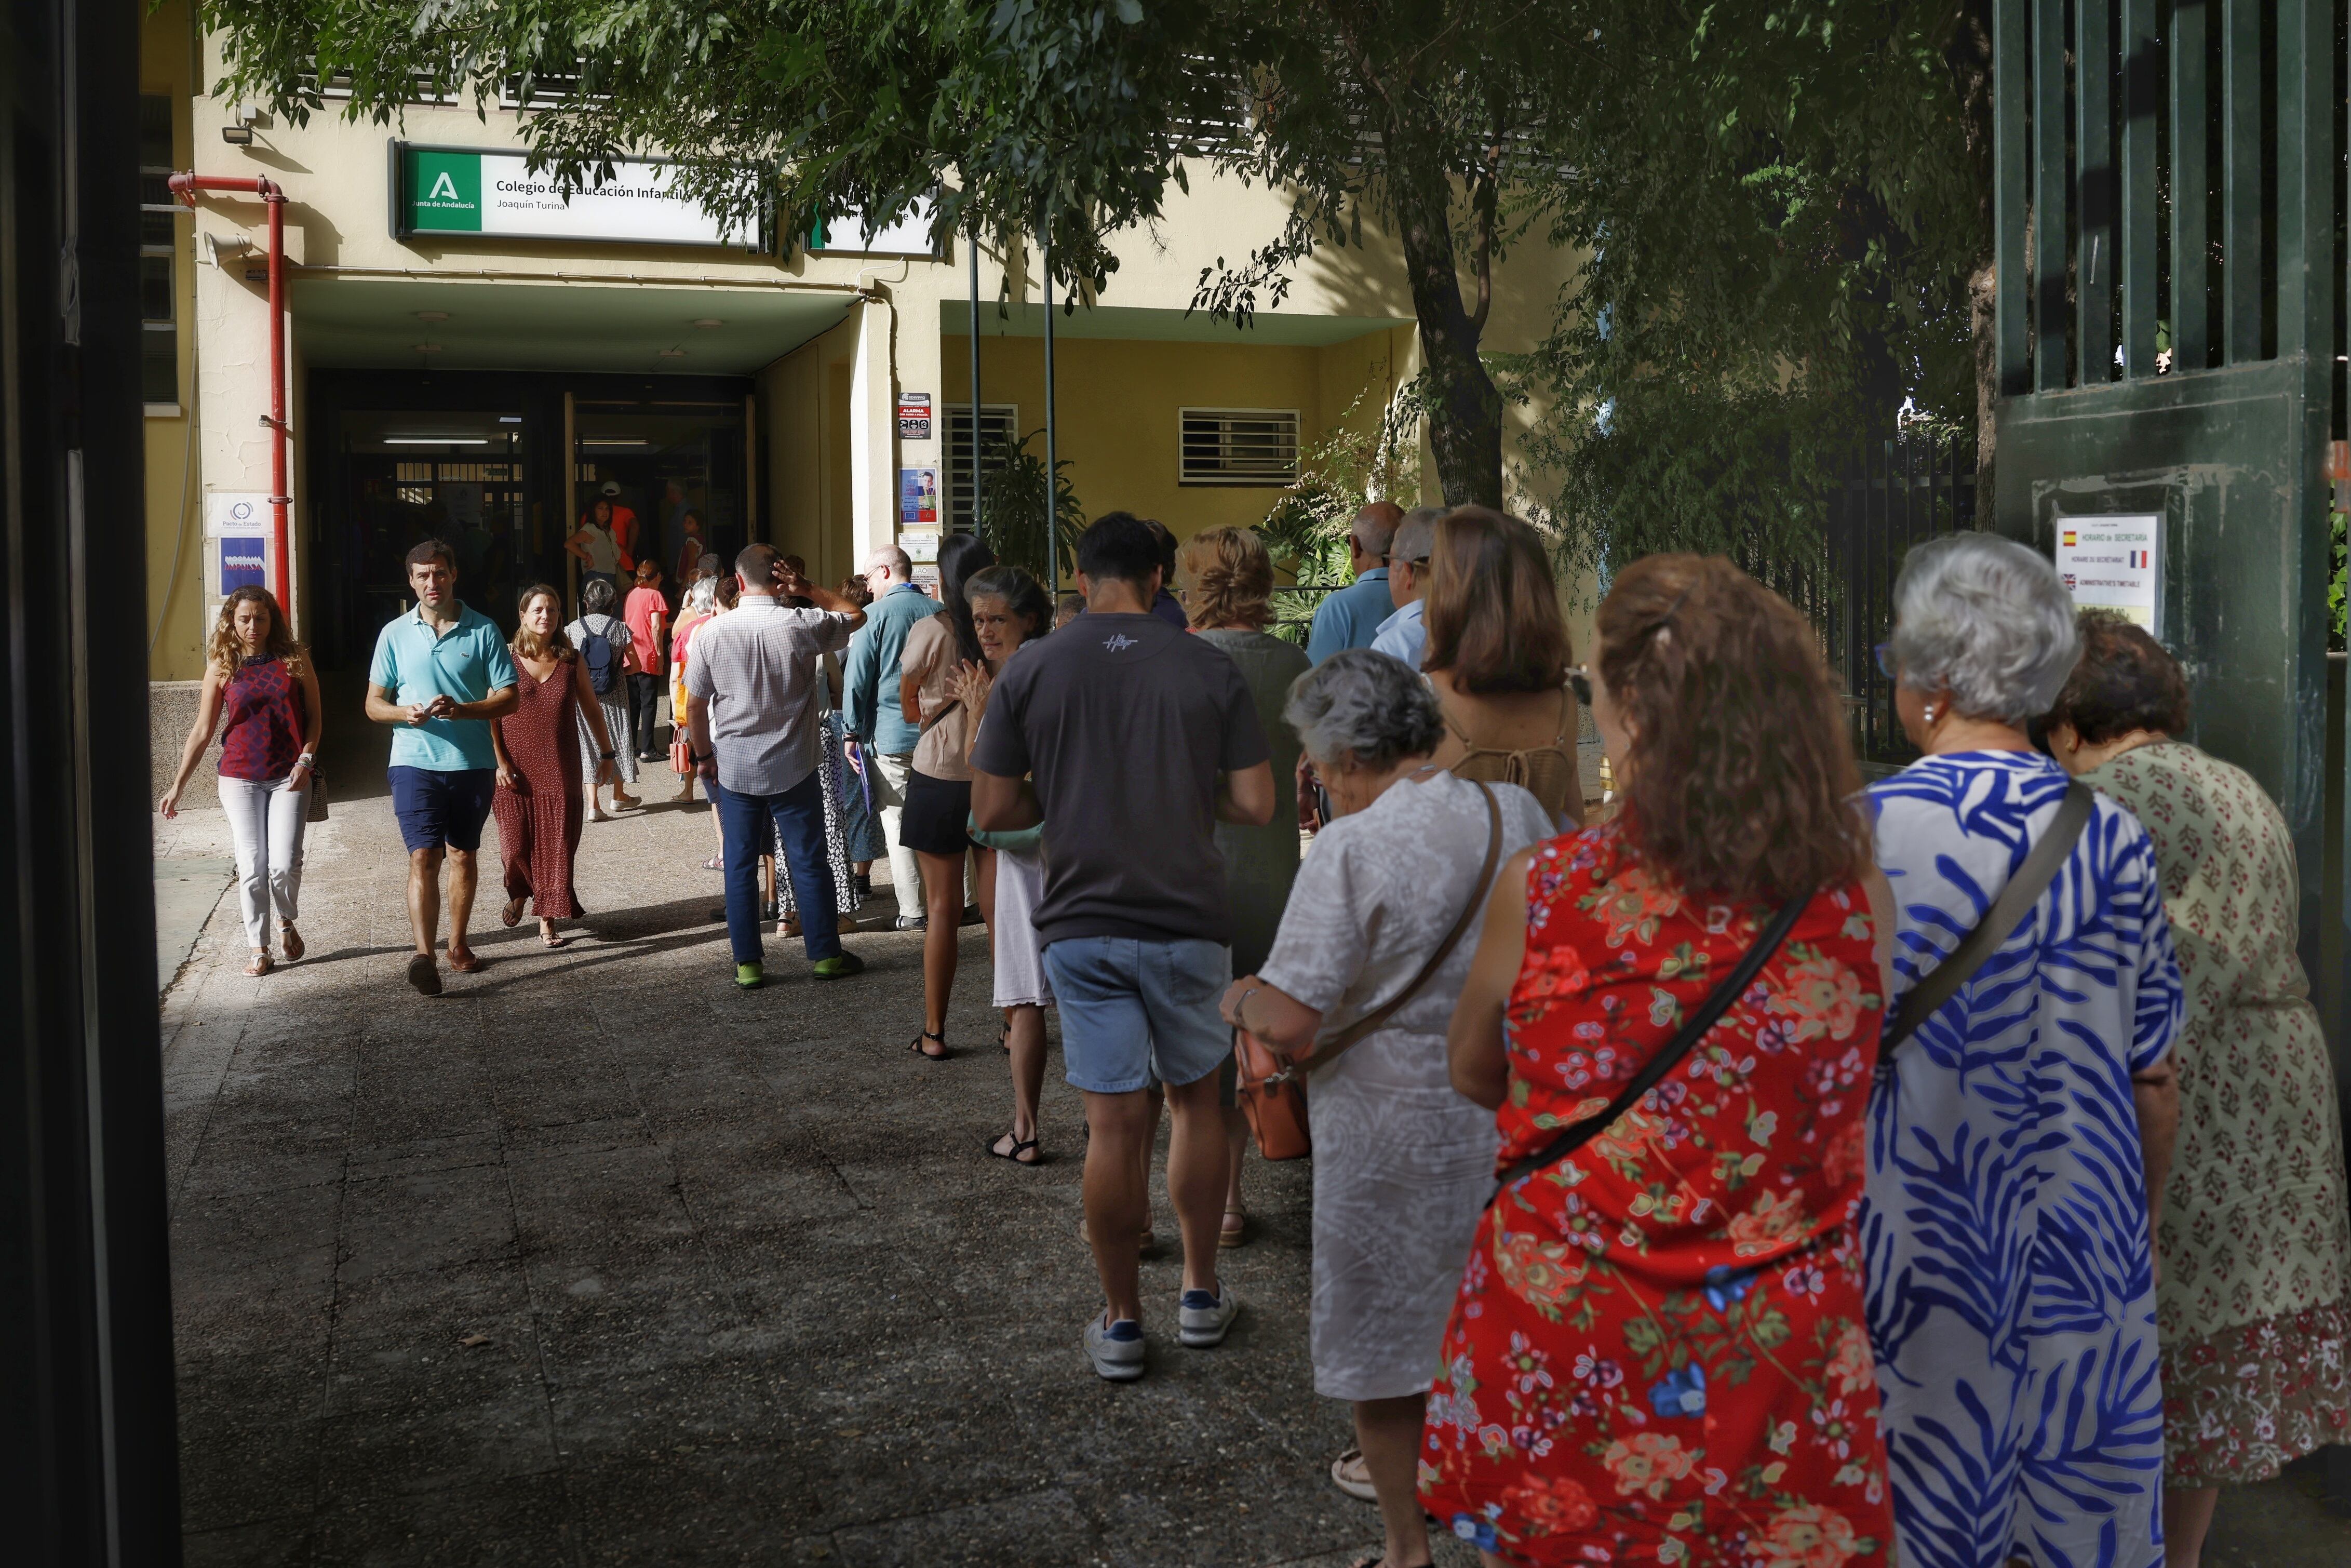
[972,511,1275,1381]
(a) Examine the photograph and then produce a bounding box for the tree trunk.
[1948,0,1998,495]
[1389,141,1502,507]
[1969,254,1998,500]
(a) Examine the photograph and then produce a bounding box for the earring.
[1923,704,1937,726]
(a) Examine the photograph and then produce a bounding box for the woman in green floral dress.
[2047,613,2351,1568]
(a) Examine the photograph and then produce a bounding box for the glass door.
[570,400,747,609]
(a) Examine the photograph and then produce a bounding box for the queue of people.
[162,500,2348,1568]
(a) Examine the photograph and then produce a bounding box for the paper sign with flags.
[2052,513,2163,635]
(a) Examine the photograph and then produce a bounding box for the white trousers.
[869,751,926,913]
[218,773,308,951]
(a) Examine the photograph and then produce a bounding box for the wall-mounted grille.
[1179,408,1299,486]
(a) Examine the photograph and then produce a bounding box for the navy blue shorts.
[388,766,496,853]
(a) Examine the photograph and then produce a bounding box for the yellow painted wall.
[143,0,205,678]
[940,328,1406,544]
[758,311,861,583]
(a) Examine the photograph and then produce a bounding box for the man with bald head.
[1305,501,1400,665]
[843,544,942,929]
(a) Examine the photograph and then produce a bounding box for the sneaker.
[1084,1314,1146,1382]
[734,961,764,990]
[960,902,984,927]
[812,952,865,981]
[1178,1283,1239,1348]
[893,914,928,933]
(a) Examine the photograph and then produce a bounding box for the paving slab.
[158,782,2346,1566]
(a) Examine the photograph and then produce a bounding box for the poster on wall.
[897,393,932,441]
[901,532,941,564]
[898,465,942,527]
[911,565,942,595]
[215,537,268,595]
[206,492,270,538]
[2054,514,2163,636]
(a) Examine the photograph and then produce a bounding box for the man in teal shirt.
[1305,502,1401,664]
[841,545,941,929]
[365,539,519,996]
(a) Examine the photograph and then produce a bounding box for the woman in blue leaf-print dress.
[1864,534,2183,1568]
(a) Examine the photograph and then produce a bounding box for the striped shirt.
[682,595,855,795]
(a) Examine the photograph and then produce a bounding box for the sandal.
[541,927,569,949]
[987,1132,1042,1165]
[702,856,723,872]
[1219,1207,1248,1248]
[998,1019,1011,1054]
[909,1028,950,1061]
[278,923,304,961]
[1330,1446,1378,1503]
[501,896,527,928]
[447,948,483,974]
[244,949,272,977]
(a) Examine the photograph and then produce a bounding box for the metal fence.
[1821,430,1979,765]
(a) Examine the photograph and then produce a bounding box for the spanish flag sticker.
[2062,530,2078,546]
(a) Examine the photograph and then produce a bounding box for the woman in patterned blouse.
[2046,613,2351,1568]
[1865,534,2183,1568]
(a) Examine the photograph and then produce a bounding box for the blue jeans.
[711,772,841,963]
[1042,936,1232,1093]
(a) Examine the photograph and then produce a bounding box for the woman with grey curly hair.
[1217,649,1554,1568]
[1865,531,2184,1568]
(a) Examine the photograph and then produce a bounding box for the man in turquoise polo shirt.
[1305,501,1401,664]
[365,539,519,996]
[841,545,942,930]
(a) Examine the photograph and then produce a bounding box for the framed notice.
[897,393,932,441]
[901,532,941,564]
[390,142,743,248]
[2054,514,2163,636]
[898,466,942,527]
[911,565,941,594]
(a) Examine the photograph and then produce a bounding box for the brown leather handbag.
[1233,784,1504,1161]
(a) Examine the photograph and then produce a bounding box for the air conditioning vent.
[1179,408,1300,486]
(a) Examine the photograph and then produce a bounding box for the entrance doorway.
[566,398,749,612]
[334,409,528,644]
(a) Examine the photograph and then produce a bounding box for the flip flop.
[501,897,527,928]
[541,930,569,949]
[278,924,305,961]
[244,950,272,977]
[987,1132,1041,1165]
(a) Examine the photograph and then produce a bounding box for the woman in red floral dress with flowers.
[1423,556,1898,1568]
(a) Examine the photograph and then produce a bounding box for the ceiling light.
[412,343,442,353]
[385,437,489,446]
[415,311,450,323]
[657,347,688,358]
[585,438,650,447]
[691,318,724,328]
[498,415,522,424]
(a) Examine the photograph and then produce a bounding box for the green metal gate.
[1988,0,2339,1027]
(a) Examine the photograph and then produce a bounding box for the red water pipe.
[168,172,291,626]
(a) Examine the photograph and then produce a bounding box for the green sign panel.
[407,149,483,232]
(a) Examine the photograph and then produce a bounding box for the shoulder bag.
[1879,778,2093,1050]
[1486,889,1810,1208]
[1234,783,1503,1161]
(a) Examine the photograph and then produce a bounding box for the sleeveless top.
[1441,687,1580,822]
[219,655,305,782]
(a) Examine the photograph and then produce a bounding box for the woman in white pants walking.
[160,586,322,976]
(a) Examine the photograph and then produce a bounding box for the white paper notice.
[2054,514,2162,635]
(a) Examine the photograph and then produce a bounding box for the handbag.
[1234,783,1504,1161]
[1487,889,1810,1208]
[304,768,328,824]
[669,731,693,777]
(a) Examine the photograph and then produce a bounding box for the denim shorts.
[388,765,496,853]
[1042,936,1232,1094]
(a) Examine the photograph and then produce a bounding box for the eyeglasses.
[1873,642,1899,680]
[1566,665,1593,706]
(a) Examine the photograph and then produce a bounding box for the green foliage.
[2331,508,2346,653]
[1258,378,1422,646]
[977,428,1085,587]
[1524,3,1986,580]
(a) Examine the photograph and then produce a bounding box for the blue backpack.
[579,616,619,695]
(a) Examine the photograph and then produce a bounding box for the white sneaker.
[1084,1312,1146,1381]
[1178,1283,1239,1348]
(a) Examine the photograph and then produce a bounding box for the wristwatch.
[599,749,616,762]
[693,750,714,764]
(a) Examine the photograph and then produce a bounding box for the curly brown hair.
[509,584,575,664]
[1598,555,1869,904]
[2043,612,2188,742]
[207,586,305,678]
[1421,506,1573,692]
[1179,526,1274,629]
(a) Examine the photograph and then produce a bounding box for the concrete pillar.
[847,298,897,561]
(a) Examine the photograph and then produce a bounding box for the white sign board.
[811,201,938,258]
[206,492,270,538]
[2054,514,2163,635]
[397,144,737,247]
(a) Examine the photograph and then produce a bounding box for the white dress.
[1259,770,1554,1402]
[991,843,1054,1009]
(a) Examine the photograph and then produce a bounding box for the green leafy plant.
[977,427,1085,588]
[1258,377,1424,646]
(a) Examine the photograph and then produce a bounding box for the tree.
[200,0,1593,508]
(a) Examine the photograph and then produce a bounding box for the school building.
[138,5,1574,715]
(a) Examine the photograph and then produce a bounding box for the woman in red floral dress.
[491,584,619,948]
[1423,556,1897,1568]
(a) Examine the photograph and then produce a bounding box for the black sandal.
[909,1028,950,1061]
[997,1020,1011,1054]
[987,1132,1041,1164]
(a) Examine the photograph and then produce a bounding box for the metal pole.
[1043,244,1058,594]
[968,227,983,540]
